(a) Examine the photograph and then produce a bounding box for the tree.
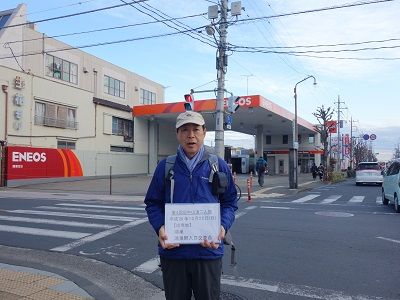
[393,144,400,159]
[353,138,377,165]
[313,105,334,170]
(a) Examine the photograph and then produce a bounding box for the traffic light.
[227,96,240,113]
[184,94,194,111]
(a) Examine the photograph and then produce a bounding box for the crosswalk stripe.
[0,216,114,229]
[56,203,145,211]
[51,218,148,252]
[376,196,382,204]
[348,196,365,203]
[292,194,319,203]
[37,206,146,216]
[133,257,160,273]
[319,195,342,204]
[320,195,342,204]
[9,210,138,222]
[0,225,90,239]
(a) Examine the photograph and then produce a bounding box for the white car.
[355,162,383,186]
[382,159,400,213]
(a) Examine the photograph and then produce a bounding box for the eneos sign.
[7,146,83,180]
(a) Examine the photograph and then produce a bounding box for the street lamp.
[289,75,317,189]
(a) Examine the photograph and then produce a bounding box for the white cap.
[176,111,205,129]
[175,111,206,128]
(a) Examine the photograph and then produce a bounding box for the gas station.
[133,94,322,176]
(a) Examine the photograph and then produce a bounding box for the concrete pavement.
[0,172,325,299]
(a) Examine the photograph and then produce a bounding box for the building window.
[34,101,78,129]
[308,134,315,144]
[265,135,271,144]
[57,140,76,149]
[46,54,78,84]
[110,146,133,152]
[112,117,133,141]
[104,75,125,98]
[282,135,288,144]
[140,88,156,104]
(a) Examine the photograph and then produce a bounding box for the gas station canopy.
[133,95,316,136]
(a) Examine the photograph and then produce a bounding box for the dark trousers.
[160,257,222,300]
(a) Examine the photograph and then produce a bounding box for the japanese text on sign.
[165,203,220,244]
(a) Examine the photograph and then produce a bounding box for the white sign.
[165,203,221,244]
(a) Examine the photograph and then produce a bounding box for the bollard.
[233,172,237,183]
[247,178,251,202]
[249,172,253,187]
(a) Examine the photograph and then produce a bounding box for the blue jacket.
[145,151,238,260]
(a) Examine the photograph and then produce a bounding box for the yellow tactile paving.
[26,289,65,300]
[15,273,49,283]
[8,282,46,296]
[0,267,93,300]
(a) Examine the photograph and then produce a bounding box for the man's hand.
[201,225,225,249]
[158,225,180,249]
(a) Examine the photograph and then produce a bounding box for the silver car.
[355,162,383,186]
[382,159,400,213]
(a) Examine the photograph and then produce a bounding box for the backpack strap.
[208,154,219,183]
[165,155,176,203]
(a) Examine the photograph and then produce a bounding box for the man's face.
[176,123,206,158]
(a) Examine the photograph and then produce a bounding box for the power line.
[19,0,100,16]
[2,0,148,30]
[0,26,207,60]
[4,13,207,45]
[233,0,394,25]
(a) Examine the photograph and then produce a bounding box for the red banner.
[6,146,83,180]
[325,121,337,133]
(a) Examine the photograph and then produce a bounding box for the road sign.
[370,134,377,140]
[226,114,232,125]
[363,134,369,141]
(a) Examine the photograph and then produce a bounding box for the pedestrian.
[256,156,267,187]
[318,163,325,181]
[311,163,318,180]
[145,111,238,300]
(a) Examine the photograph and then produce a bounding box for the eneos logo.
[12,152,47,163]
[223,97,252,106]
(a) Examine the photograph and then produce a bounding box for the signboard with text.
[6,146,83,180]
[165,203,221,244]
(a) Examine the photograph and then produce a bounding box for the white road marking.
[37,206,147,216]
[245,206,257,210]
[9,210,138,222]
[51,218,148,252]
[0,216,114,229]
[319,195,341,204]
[260,206,292,210]
[221,275,386,299]
[235,211,247,219]
[348,196,365,203]
[253,186,284,194]
[292,194,319,203]
[133,257,160,273]
[0,225,90,239]
[376,196,382,204]
[56,203,145,211]
[376,236,400,244]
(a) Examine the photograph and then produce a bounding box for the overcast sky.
[3,0,399,160]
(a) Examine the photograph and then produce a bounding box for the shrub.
[331,171,346,183]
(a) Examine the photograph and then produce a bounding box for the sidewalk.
[0,173,325,299]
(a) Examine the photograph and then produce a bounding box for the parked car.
[382,159,400,213]
[355,161,383,186]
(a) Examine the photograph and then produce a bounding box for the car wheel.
[395,195,400,213]
[356,182,360,186]
[382,189,389,205]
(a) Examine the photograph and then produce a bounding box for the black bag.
[212,171,228,195]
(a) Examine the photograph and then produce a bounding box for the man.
[145,111,238,300]
[256,156,267,187]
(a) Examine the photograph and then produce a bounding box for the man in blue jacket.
[145,111,238,300]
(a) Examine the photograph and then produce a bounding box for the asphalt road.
[0,180,399,299]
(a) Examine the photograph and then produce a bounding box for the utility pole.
[334,95,346,171]
[349,117,358,169]
[214,0,228,158]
